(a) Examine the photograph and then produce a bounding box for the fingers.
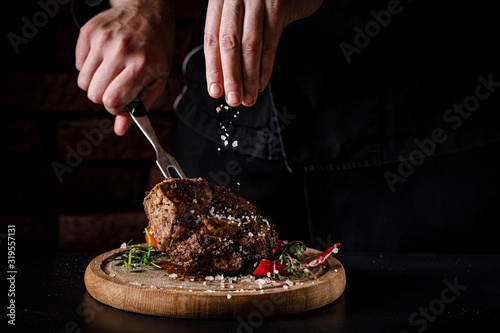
[87,59,125,107]
[219,1,245,107]
[241,1,264,106]
[259,4,281,92]
[204,0,224,100]
[205,0,260,107]
[75,25,90,72]
[204,0,280,107]
[77,46,102,93]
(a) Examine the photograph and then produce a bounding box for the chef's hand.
[204,0,323,107]
[75,0,175,136]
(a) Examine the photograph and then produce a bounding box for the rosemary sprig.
[109,228,168,272]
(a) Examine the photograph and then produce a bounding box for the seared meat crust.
[143,178,278,275]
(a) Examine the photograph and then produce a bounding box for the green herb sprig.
[109,228,168,272]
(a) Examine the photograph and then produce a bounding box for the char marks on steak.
[143,178,278,275]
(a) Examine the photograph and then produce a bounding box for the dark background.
[1,0,205,252]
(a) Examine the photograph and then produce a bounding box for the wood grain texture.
[84,246,346,319]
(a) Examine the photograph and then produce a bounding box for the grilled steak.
[143,178,278,275]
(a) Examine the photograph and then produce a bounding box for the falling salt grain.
[120,242,127,249]
[227,294,232,299]
[232,140,238,148]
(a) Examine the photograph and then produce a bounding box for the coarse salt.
[227,294,232,299]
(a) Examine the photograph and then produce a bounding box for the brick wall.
[1,0,205,252]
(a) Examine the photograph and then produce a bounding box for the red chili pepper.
[252,259,288,276]
[301,243,340,269]
[145,226,157,247]
[253,242,340,276]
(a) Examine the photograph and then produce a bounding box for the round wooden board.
[84,245,346,319]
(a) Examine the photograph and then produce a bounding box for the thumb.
[114,114,132,136]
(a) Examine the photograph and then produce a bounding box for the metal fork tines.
[125,98,186,179]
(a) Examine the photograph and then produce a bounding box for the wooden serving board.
[84,245,346,319]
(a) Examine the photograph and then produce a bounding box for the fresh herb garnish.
[253,240,339,278]
[109,228,168,272]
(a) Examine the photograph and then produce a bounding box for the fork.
[125,97,186,179]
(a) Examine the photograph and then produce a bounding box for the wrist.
[109,0,175,19]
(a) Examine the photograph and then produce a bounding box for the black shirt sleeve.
[71,0,110,29]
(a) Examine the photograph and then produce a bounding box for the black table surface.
[10,251,500,333]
